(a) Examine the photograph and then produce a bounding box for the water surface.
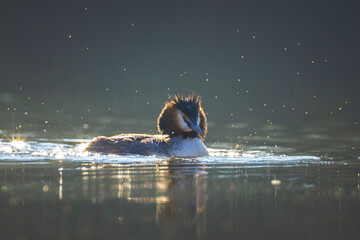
[0,120,359,240]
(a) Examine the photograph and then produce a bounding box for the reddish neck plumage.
[157,103,207,139]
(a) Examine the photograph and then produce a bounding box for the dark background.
[0,0,359,132]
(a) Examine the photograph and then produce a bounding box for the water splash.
[10,140,27,149]
[0,138,322,166]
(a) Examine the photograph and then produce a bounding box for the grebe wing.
[85,134,170,155]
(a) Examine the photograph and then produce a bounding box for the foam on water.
[0,138,324,166]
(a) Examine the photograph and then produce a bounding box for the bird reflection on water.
[73,159,209,237]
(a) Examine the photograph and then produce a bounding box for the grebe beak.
[189,122,203,136]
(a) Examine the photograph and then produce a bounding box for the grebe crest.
[157,93,207,139]
[85,93,208,157]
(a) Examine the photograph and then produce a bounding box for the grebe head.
[157,94,207,139]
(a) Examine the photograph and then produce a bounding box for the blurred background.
[0,0,359,140]
[1,3,360,240]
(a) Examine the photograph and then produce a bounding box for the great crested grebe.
[85,94,209,157]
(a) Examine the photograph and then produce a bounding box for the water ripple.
[0,138,322,167]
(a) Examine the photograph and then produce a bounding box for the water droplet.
[42,185,49,192]
[271,179,281,185]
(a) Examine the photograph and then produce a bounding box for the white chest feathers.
[170,137,209,157]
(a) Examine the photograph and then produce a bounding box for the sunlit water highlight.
[0,125,359,240]
[0,120,359,240]
[0,138,321,166]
